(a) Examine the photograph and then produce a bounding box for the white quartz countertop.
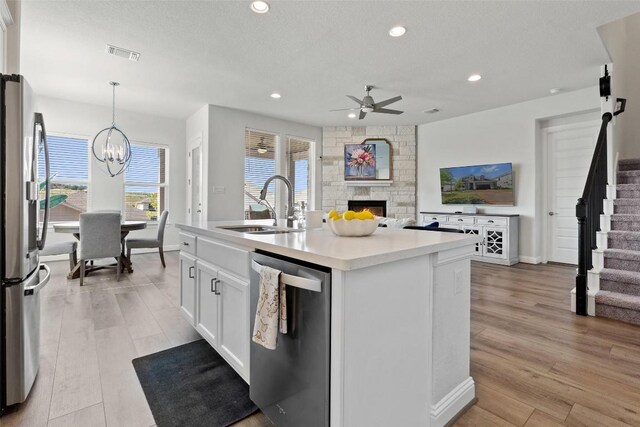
[176,220,479,271]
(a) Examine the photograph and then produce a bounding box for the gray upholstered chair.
[40,241,78,271]
[126,210,169,268]
[79,212,122,286]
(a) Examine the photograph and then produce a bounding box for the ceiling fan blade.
[372,108,404,115]
[329,107,361,112]
[359,110,367,120]
[347,95,364,105]
[374,95,402,108]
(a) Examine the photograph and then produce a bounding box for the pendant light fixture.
[92,81,132,177]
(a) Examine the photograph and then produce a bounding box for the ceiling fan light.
[251,1,270,14]
[362,106,374,113]
[348,113,357,119]
[389,26,406,37]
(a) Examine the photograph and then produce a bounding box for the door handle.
[35,113,50,251]
[188,266,194,278]
[548,212,558,216]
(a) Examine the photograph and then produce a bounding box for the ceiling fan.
[330,85,403,119]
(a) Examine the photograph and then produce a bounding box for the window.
[244,130,276,218]
[286,137,311,208]
[244,130,314,219]
[124,144,168,221]
[38,135,89,222]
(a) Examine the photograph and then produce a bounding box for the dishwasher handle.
[251,260,322,292]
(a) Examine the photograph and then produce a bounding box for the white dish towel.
[252,265,288,350]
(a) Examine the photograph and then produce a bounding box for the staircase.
[595,158,640,324]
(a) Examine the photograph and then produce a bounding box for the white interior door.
[545,122,600,264]
[187,136,203,224]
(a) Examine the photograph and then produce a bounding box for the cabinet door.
[196,261,220,348]
[482,227,508,259]
[218,270,249,378]
[462,226,482,255]
[179,252,197,326]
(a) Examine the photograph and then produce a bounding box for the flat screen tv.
[440,162,514,205]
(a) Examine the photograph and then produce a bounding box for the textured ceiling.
[20,1,640,127]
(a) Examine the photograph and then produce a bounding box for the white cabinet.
[217,270,249,375]
[196,260,220,348]
[179,252,197,325]
[422,213,519,265]
[179,237,251,382]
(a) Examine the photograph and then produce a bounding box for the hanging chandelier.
[92,81,132,177]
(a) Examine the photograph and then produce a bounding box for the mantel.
[344,180,393,187]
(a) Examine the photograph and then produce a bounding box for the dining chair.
[40,241,78,272]
[126,210,169,267]
[79,212,122,286]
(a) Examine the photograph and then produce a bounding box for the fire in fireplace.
[348,200,387,217]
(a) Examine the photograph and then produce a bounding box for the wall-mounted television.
[440,162,514,205]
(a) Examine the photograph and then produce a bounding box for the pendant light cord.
[111,83,116,126]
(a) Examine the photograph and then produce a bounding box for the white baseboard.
[41,245,178,263]
[431,377,475,427]
[519,256,542,264]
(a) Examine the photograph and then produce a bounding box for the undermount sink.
[217,225,304,235]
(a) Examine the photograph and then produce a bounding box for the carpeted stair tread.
[599,268,640,286]
[604,248,640,261]
[619,158,640,171]
[611,214,640,221]
[608,231,640,241]
[595,291,640,325]
[618,170,640,184]
[614,198,640,205]
[595,290,640,310]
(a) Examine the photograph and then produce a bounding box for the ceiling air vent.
[105,44,140,62]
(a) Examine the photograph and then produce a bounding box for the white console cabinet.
[421,212,519,265]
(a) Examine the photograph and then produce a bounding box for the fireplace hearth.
[348,200,387,217]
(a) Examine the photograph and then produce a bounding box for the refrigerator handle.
[24,264,51,296]
[35,112,50,250]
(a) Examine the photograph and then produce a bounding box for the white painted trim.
[0,0,13,32]
[518,256,541,264]
[430,377,476,427]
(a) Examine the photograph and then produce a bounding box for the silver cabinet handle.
[458,218,464,222]
[488,220,494,223]
[548,212,558,216]
[188,266,194,278]
[182,241,190,246]
[211,278,221,295]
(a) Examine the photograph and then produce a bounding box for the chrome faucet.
[259,175,295,227]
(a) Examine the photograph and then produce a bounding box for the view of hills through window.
[37,136,167,222]
[38,135,89,222]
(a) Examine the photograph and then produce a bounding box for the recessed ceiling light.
[423,108,440,114]
[467,74,482,82]
[348,113,357,119]
[389,26,407,37]
[270,92,281,99]
[550,88,562,95]
[251,1,270,14]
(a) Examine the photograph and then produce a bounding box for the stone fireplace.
[348,200,387,217]
[322,126,416,219]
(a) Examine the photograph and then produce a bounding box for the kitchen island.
[176,220,478,427]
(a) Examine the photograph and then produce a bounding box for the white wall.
[417,87,600,263]
[187,104,323,221]
[598,12,640,160]
[35,96,186,254]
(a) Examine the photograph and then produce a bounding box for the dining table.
[53,220,147,280]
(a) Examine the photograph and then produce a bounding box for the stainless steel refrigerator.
[0,74,51,415]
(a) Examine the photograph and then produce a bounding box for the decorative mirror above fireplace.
[344,138,392,181]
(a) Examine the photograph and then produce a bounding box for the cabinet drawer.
[448,216,474,225]
[423,214,448,224]
[476,217,507,227]
[197,237,250,279]
[179,232,197,255]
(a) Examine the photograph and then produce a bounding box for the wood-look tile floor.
[3,256,640,426]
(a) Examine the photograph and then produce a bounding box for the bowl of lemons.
[326,210,379,237]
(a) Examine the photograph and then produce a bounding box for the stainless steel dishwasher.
[250,251,331,427]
